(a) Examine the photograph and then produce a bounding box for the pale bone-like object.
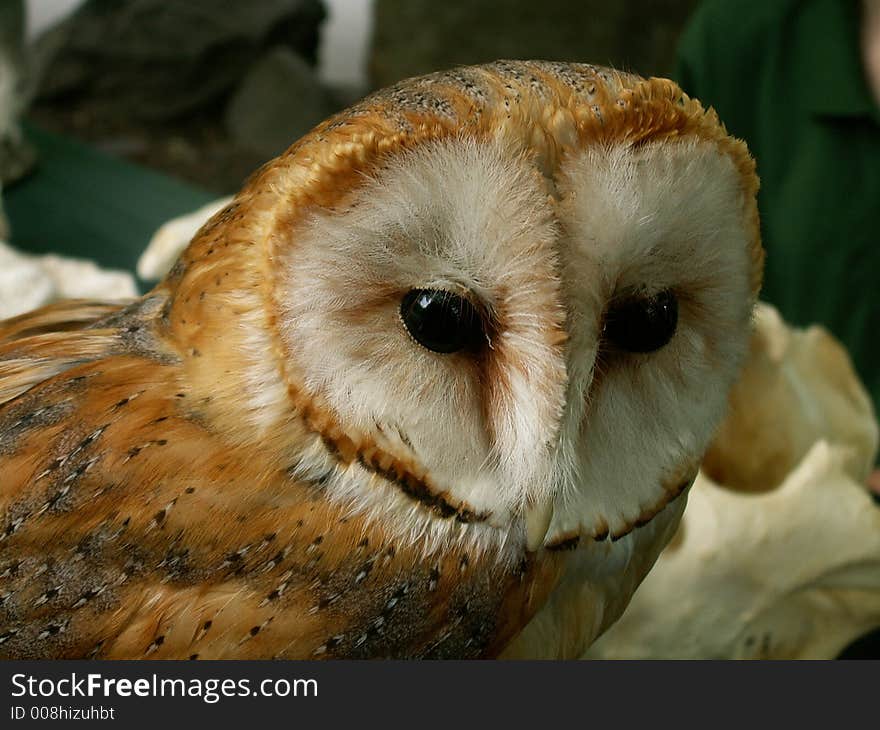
[137,196,232,280]
[584,303,880,659]
[0,240,137,320]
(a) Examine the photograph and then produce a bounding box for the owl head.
[167,61,762,565]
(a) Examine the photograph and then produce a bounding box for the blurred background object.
[29,0,330,192]
[0,238,136,319]
[4,0,378,281]
[370,0,699,88]
[0,0,35,240]
[17,0,701,195]
[0,1,35,188]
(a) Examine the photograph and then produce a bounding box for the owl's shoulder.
[0,295,311,658]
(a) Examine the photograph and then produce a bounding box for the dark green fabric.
[4,124,215,289]
[674,0,880,411]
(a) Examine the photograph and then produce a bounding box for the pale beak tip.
[524,498,555,552]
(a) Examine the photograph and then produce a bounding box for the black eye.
[603,289,678,353]
[400,289,485,354]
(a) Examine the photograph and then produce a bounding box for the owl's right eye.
[400,289,485,354]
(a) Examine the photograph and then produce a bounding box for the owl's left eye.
[603,289,679,354]
[400,289,485,354]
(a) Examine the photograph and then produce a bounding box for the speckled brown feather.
[0,61,759,658]
[0,295,563,658]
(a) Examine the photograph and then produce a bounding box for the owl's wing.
[0,293,299,659]
[0,342,310,658]
[0,299,130,343]
[0,299,133,405]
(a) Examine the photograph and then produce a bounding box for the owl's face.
[210,62,761,566]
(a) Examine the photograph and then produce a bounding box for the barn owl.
[0,61,762,659]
